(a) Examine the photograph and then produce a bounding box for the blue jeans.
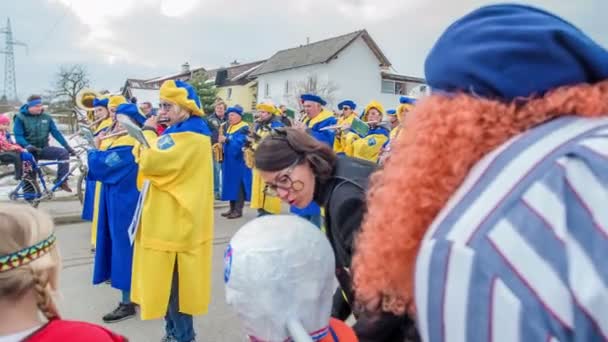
[301,214,322,229]
[37,146,69,183]
[213,159,221,198]
[165,265,195,342]
[121,290,131,304]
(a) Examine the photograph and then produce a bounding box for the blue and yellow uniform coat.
[87,134,138,291]
[131,116,214,320]
[352,125,391,163]
[291,109,337,217]
[250,118,284,214]
[334,113,358,156]
[81,117,115,248]
[221,121,252,202]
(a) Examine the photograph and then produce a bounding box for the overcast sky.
[0,0,605,100]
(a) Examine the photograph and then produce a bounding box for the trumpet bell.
[76,88,102,111]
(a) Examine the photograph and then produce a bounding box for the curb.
[54,202,231,226]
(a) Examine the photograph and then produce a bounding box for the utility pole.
[0,18,27,102]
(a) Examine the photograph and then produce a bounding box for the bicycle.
[0,147,88,208]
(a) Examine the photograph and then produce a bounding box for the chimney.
[181,62,190,73]
[230,60,239,66]
[306,37,310,45]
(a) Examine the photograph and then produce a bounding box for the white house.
[250,30,427,113]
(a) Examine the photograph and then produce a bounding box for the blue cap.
[425,4,608,101]
[386,109,397,115]
[93,98,109,108]
[226,106,244,116]
[116,103,146,127]
[300,94,327,106]
[337,100,357,110]
[399,96,416,105]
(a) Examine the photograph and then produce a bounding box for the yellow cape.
[130,129,214,320]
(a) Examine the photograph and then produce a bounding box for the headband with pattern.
[0,234,56,273]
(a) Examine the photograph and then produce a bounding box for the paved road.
[55,206,259,342]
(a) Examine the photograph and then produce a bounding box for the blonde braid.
[30,267,59,321]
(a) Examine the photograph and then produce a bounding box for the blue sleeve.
[13,117,29,147]
[228,126,249,148]
[49,119,69,148]
[271,120,284,129]
[87,146,137,185]
[311,117,337,147]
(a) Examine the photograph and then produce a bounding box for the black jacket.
[315,156,420,342]
[314,155,375,271]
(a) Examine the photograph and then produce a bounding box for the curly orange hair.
[352,80,608,315]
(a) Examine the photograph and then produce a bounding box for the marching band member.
[386,109,399,139]
[130,80,214,342]
[333,100,358,156]
[87,95,127,251]
[397,96,415,123]
[88,103,145,323]
[220,106,252,219]
[292,93,337,228]
[378,98,416,165]
[350,101,390,163]
[250,103,284,217]
[82,96,112,223]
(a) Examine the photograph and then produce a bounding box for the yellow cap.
[108,95,127,109]
[363,100,385,122]
[160,80,204,116]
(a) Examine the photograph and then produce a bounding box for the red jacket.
[25,319,127,342]
[0,131,23,152]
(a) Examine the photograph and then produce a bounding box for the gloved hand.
[25,145,41,154]
[67,147,77,156]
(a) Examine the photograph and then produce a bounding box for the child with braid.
[0,204,127,342]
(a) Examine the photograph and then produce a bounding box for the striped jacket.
[415,116,608,342]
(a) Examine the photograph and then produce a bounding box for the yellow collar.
[227,121,249,134]
[305,109,334,127]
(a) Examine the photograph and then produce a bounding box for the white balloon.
[225,215,336,342]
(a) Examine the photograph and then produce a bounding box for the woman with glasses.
[219,106,252,219]
[254,127,416,342]
[334,100,358,156]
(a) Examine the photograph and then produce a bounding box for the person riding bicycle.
[0,113,36,180]
[13,95,76,192]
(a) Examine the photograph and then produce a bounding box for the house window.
[395,82,406,95]
[227,88,233,100]
[382,79,421,95]
[264,83,270,97]
[284,80,290,94]
[381,80,395,94]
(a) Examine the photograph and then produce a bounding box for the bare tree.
[290,75,339,118]
[54,64,90,107]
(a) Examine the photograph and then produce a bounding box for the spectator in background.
[139,102,154,118]
[139,102,164,135]
[278,105,292,127]
[13,95,76,192]
[208,101,228,200]
[0,205,127,341]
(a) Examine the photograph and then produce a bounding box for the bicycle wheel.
[9,177,41,208]
[76,171,86,204]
